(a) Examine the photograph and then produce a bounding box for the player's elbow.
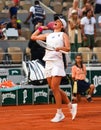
[68,48,70,52]
[31,35,36,40]
[66,47,70,52]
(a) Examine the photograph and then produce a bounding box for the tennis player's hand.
[55,47,67,52]
[55,47,62,51]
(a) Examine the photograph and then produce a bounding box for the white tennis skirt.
[45,60,66,78]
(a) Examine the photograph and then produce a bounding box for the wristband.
[38,27,43,33]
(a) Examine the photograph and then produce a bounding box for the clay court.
[0,97,100,130]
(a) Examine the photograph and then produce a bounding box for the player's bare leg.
[47,76,65,122]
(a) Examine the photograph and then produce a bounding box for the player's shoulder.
[63,32,68,37]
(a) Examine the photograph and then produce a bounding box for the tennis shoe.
[86,95,93,102]
[71,103,77,120]
[86,97,93,102]
[51,112,65,122]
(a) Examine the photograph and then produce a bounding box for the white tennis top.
[43,32,64,61]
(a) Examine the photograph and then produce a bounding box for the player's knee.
[51,86,59,92]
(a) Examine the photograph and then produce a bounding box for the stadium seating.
[92,47,101,63]
[53,3,63,14]
[0,0,4,12]
[21,27,31,40]
[19,1,32,11]
[7,47,23,64]
[78,47,92,63]
[0,48,4,63]
[95,37,101,47]
[24,47,31,61]
[5,0,13,8]
[41,0,51,6]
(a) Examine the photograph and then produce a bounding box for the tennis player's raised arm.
[31,26,49,41]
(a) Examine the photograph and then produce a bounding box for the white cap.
[59,17,67,29]
[54,15,67,29]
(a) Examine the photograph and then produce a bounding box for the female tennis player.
[72,53,95,102]
[31,16,76,122]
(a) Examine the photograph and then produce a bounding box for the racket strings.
[37,40,55,51]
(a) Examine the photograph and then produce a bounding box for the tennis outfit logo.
[93,76,101,94]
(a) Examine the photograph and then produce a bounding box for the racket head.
[36,40,55,51]
[36,40,69,54]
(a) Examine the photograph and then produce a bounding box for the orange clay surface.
[0,97,100,130]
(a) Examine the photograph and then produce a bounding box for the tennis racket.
[36,40,69,54]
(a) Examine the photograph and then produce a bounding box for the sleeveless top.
[43,32,64,61]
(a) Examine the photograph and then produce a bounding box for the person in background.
[81,9,96,49]
[0,22,6,40]
[98,15,101,27]
[68,9,82,61]
[9,0,19,18]
[31,16,77,122]
[24,0,46,30]
[83,0,88,5]
[72,53,95,102]
[6,15,21,36]
[83,0,94,5]
[28,22,45,61]
[95,0,101,14]
[82,2,94,17]
[68,0,82,19]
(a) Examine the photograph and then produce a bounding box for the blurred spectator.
[9,0,19,18]
[13,0,19,4]
[28,23,45,61]
[24,0,46,30]
[6,15,21,36]
[0,22,6,40]
[81,9,96,49]
[82,2,94,17]
[83,0,94,5]
[83,0,88,5]
[68,10,82,60]
[98,15,101,27]
[95,0,101,14]
[68,0,82,19]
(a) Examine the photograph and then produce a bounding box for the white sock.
[86,94,91,98]
[57,109,62,114]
